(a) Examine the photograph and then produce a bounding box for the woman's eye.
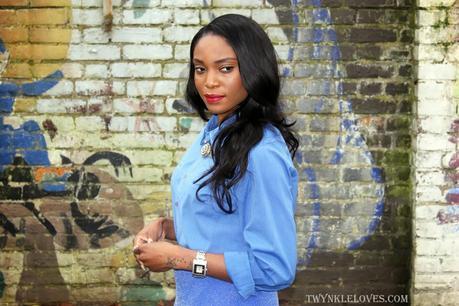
[220,66,234,73]
[194,67,205,73]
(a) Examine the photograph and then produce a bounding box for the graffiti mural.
[265,0,384,264]
[269,1,413,301]
[437,119,459,230]
[0,55,143,306]
[0,3,145,304]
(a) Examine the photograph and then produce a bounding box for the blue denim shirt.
[171,114,298,302]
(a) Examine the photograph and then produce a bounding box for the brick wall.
[413,0,459,305]
[0,0,417,304]
[283,1,414,305]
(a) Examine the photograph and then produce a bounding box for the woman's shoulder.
[256,123,288,148]
[249,123,293,164]
[244,123,297,185]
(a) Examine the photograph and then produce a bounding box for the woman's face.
[192,34,248,123]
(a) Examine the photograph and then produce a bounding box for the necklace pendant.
[201,142,211,157]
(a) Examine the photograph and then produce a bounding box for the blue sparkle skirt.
[174,270,279,306]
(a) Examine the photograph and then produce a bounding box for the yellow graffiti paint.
[0,0,71,79]
[13,97,37,112]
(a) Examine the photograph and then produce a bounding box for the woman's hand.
[134,242,232,282]
[133,217,166,249]
[135,241,185,272]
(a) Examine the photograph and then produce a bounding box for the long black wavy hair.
[185,14,299,213]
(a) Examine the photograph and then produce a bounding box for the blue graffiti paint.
[312,29,324,43]
[329,149,344,164]
[22,71,63,96]
[304,168,320,200]
[348,199,384,250]
[41,180,71,193]
[0,39,63,174]
[332,101,384,249]
[295,151,303,164]
[283,0,300,77]
[0,74,63,169]
[342,119,353,130]
[446,187,459,204]
[0,97,15,115]
[313,8,330,23]
[0,83,19,96]
[289,0,323,263]
[311,203,321,233]
[289,0,385,255]
[286,0,299,65]
[282,66,291,76]
[301,167,321,264]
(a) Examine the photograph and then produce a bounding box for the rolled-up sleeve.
[224,141,298,299]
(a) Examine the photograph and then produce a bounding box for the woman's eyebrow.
[193,57,238,64]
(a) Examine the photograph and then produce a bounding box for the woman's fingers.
[133,234,146,249]
[138,219,164,242]
[134,241,167,270]
[158,225,166,240]
[133,237,154,263]
[132,219,170,275]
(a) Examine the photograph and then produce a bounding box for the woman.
[133,14,299,305]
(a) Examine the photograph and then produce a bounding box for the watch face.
[193,264,205,275]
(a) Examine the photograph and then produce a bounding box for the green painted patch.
[121,285,168,303]
[133,0,151,18]
[179,118,193,129]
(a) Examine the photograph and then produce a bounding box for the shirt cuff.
[224,251,256,299]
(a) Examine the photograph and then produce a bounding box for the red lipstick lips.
[204,94,224,104]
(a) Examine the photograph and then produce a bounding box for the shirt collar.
[201,113,238,145]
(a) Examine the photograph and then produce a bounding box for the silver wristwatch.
[192,250,207,278]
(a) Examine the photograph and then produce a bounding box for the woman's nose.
[204,71,218,88]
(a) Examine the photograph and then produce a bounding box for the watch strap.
[196,250,206,260]
[192,250,207,278]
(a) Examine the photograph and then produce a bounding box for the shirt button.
[174,201,179,207]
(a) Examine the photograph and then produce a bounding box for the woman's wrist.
[167,245,194,271]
